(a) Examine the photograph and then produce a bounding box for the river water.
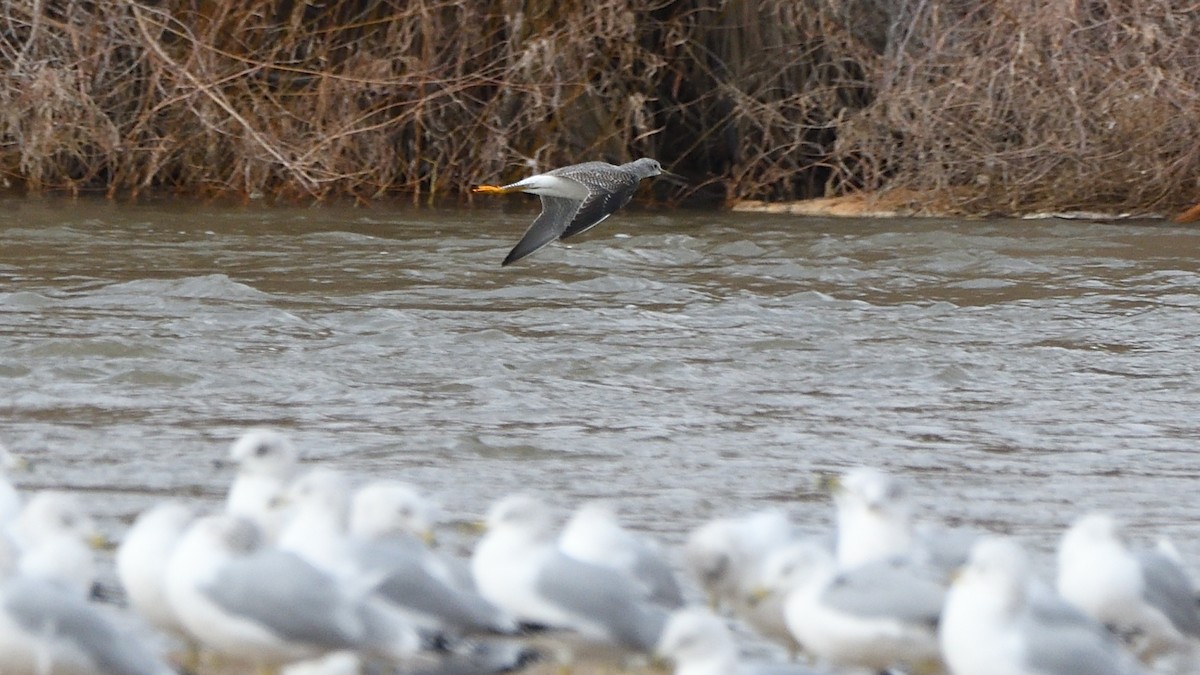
[2,197,1199,575]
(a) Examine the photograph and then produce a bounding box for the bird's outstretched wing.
[501,195,582,266]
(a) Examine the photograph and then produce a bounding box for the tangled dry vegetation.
[0,0,1196,213]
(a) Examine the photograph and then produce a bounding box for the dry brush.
[0,0,1196,213]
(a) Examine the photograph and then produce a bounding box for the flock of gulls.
[1,431,1199,675]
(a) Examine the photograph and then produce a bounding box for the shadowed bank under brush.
[0,0,1196,214]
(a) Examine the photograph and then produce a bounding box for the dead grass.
[0,1,1196,213]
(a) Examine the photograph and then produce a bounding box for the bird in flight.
[473,158,676,266]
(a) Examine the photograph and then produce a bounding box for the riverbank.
[732,189,1198,222]
[0,1,1196,215]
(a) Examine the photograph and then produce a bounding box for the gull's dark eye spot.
[254,443,270,457]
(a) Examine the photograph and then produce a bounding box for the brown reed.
[0,0,1196,213]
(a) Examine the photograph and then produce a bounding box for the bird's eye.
[254,443,270,457]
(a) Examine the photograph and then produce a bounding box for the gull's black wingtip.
[500,239,542,266]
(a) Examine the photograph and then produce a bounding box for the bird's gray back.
[203,549,364,648]
[553,166,643,240]
[820,559,944,624]
[353,540,509,634]
[630,544,685,608]
[1136,550,1200,637]
[534,552,667,651]
[1019,607,1141,675]
[4,577,170,675]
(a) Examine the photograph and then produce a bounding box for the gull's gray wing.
[202,549,367,648]
[630,542,685,608]
[1019,606,1141,675]
[820,560,944,625]
[352,540,512,635]
[554,166,641,240]
[534,552,667,652]
[4,577,171,675]
[1136,550,1200,637]
[502,195,582,266]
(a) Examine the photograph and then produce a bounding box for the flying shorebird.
[473,158,675,266]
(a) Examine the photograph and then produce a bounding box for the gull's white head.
[755,540,833,599]
[1061,513,1123,552]
[484,493,556,539]
[12,491,100,547]
[350,480,436,543]
[959,536,1030,601]
[656,607,737,669]
[835,467,909,513]
[286,468,352,515]
[227,429,298,476]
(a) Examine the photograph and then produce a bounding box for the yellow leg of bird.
[473,184,513,194]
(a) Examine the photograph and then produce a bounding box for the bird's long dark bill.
[658,170,687,187]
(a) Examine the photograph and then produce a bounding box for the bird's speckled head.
[624,157,664,179]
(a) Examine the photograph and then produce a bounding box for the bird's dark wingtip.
[501,241,540,267]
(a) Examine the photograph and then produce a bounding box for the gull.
[471,493,667,661]
[559,500,684,608]
[656,607,830,675]
[652,605,830,672]
[473,158,674,266]
[224,428,300,539]
[9,490,104,598]
[117,501,197,639]
[0,531,174,675]
[277,467,357,578]
[829,467,916,567]
[943,535,1145,675]
[754,540,944,673]
[349,481,471,592]
[350,480,437,547]
[683,509,809,649]
[342,480,518,638]
[164,514,418,670]
[1057,512,1200,665]
[827,467,974,572]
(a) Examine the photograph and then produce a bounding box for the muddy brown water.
[2,196,1200,602]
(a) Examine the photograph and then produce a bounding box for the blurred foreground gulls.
[559,500,684,609]
[165,514,420,669]
[471,494,668,663]
[656,607,831,675]
[0,520,174,675]
[942,536,1146,675]
[1057,512,1200,668]
[754,539,945,673]
[9,429,1200,675]
[473,158,676,266]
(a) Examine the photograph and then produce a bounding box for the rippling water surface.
[2,197,1199,567]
